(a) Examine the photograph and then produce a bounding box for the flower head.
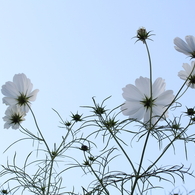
[1,73,39,113]
[71,112,82,122]
[134,27,154,43]
[185,107,195,116]
[121,77,174,124]
[178,61,195,88]
[174,35,195,58]
[3,105,26,129]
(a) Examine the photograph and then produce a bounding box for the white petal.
[135,77,150,97]
[121,76,174,124]
[185,35,195,52]
[122,84,143,101]
[28,89,39,101]
[1,82,20,97]
[152,106,163,116]
[178,62,195,88]
[178,70,188,80]
[183,63,192,74]
[3,105,26,129]
[174,37,192,53]
[13,73,33,94]
[2,97,17,105]
[155,90,174,106]
[1,73,39,109]
[152,77,165,98]
[121,101,145,120]
[143,109,151,124]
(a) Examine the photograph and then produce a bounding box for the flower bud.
[134,27,154,43]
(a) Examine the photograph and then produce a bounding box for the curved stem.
[145,42,153,93]
[27,104,57,195]
[107,127,137,175]
[145,41,153,127]
[131,41,153,195]
[28,104,51,156]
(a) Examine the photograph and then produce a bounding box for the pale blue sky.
[0,1,195,194]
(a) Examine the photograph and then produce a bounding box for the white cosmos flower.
[1,73,39,113]
[178,61,195,88]
[3,105,26,129]
[121,76,174,124]
[174,35,195,58]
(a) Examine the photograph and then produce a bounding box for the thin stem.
[46,158,55,195]
[52,108,73,155]
[145,42,153,93]
[152,63,195,129]
[142,122,191,176]
[107,127,137,175]
[19,124,43,141]
[28,104,51,156]
[145,41,153,128]
[28,105,59,195]
[131,40,153,195]
[83,152,110,195]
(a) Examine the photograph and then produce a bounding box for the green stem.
[142,123,191,176]
[28,104,55,194]
[84,152,110,195]
[107,128,137,175]
[145,41,153,127]
[131,41,153,195]
[90,165,110,195]
[28,104,51,155]
[46,158,55,195]
[152,63,195,129]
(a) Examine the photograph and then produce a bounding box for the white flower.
[3,105,26,129]
[174,35,195,58]
[1,73,39,113]
[121,76,174,124]
[178,61,195,88]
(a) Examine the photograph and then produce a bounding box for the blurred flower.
[121,77,174,124]
[1,73,39,113]
[178,61,195,88]
[174,35,195,58]
[3,105,26,129]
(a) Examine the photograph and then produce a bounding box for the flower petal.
[152,77,165,98]
[185,36,195,52]
[135,77,150,97]
[122,84,143,101]
[1,73,39,113]
[174,37,192,54]
[121,76,174,124]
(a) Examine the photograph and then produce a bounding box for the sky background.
[0,1,195,195]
